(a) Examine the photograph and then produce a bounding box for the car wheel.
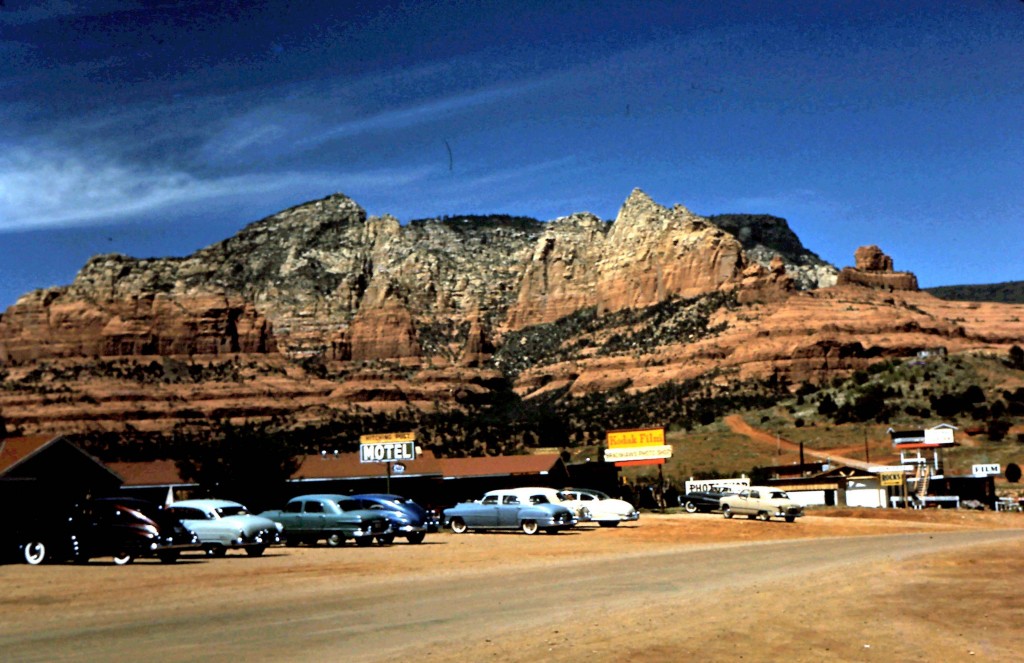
[684,501,698,514]
[598,521,619,528]
[785,515,796,523]
[722,505,733,519]
[22,541,47,565]
[521,520,539,535]
[246,545,266,557]
[376,534,395,546]
[204,544,227,558]
[405,532,426,544]
[758,511,771,522]
[578,507,592,521]
[112,552,134,566]
[158,551,180,564]
[354,536,373,547]
[325,533,344,547]
[449,517,468,534]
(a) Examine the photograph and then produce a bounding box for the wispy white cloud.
[0,147,436,231]
[299,80,549,147]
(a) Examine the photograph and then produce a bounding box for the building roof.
[438,454,565,479]
[0,435,55,476]
[107,459,196,487]
[0,435,123,491]
[292,449,444,482]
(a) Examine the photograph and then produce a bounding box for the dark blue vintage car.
[680,489,734,513]
[352,493,436,544]
[443,488,578,535]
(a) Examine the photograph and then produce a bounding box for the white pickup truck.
[720,486,803,522]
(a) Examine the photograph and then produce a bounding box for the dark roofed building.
[0,435,123,504]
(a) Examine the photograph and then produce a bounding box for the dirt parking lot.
[2,509,1022,662]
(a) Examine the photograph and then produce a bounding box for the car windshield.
[529,495,549,504]
[215,505,248,517]
[336,500,366,512]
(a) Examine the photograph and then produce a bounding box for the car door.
[498,495,522,527]
[738,489,761,515]
[302,499,328,534]
[471,494,501,527]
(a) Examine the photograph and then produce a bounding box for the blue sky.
[1,1,1022,309]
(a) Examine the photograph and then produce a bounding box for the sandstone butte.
[0,189,1021,437]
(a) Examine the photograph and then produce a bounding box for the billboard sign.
[924,428,955,446]
[972,463,1000,477]
[878,471,905,487]
[359,432,417,463]
[605,427,672,463]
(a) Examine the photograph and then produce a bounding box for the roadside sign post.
[360,432,417,494]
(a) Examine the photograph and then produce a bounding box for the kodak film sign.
[604,427,672,463]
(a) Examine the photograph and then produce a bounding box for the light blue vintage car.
[443,487,578,535]
[165,499,282,557]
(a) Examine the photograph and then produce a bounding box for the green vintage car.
[260,494,393,547]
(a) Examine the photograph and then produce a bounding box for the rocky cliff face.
[5,188,1018,440]
[0,189,769,364]
[708,214,838,290]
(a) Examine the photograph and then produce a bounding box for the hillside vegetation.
[926,281,1024,304]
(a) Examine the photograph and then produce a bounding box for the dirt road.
[2,511,1022,662]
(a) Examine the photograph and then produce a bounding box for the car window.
[749,491,760,499]
[336,500,364,512]
[579,493,594,501]
[770,492,788,499]
[286,502,303,513]
[503,496,520,505]
[169,507,206,520]
[529,495,548,504]
[216,505,248,517]
[482,495,499,505]
[305,501,324,514]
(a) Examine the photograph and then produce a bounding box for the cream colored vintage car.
[720,487,803,522]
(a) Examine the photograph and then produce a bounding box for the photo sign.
[684,477,750,494]
[359,431,417,463]
[604,427,672,463]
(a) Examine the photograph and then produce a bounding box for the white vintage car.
[165,499,283,557]
[556,488,640,527]
[719,487,803,522]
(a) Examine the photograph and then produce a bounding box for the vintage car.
[260,494,392,547]
[351,493,434,544]
[720,487,804,522]
[166,499,282,556]
[556,487,640,527]
[16,497,201,565]
[680,489,734,514]
[443,487,578,535]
